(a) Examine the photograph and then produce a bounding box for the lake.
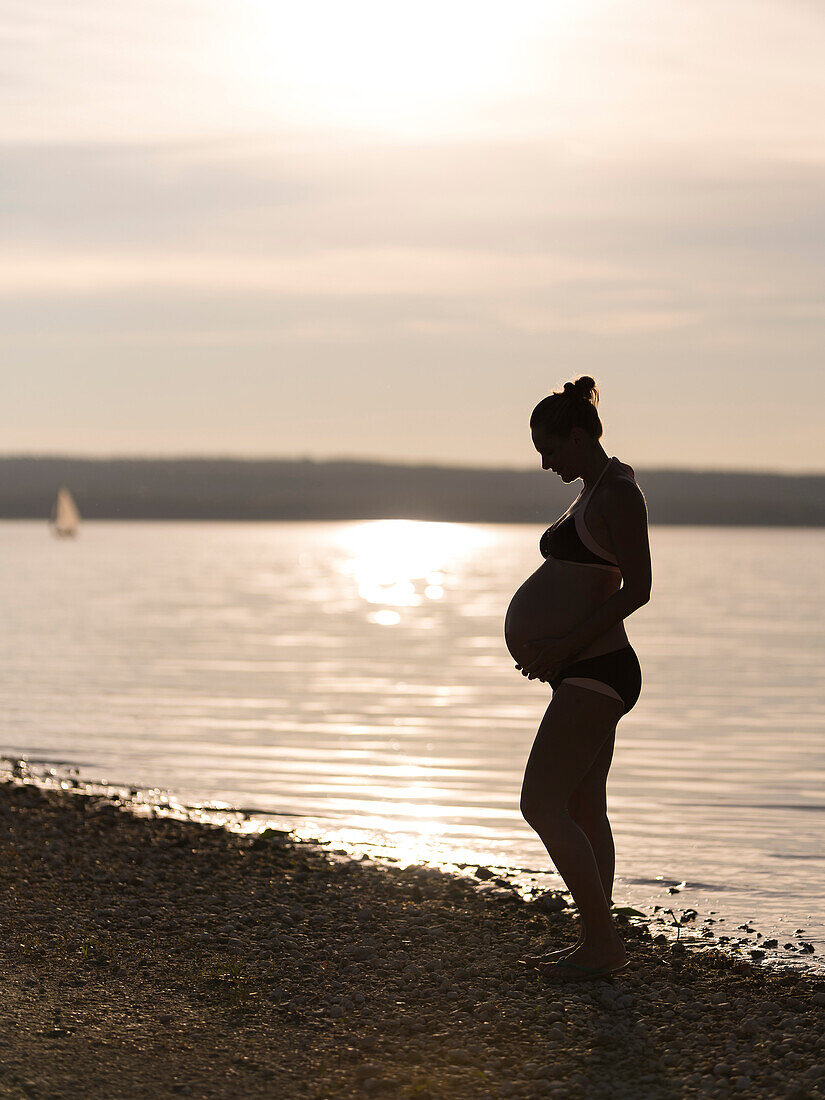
[2,519,824,972]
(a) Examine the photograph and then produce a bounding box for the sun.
[237,0,567,135]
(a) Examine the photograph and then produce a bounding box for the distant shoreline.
[4,516,825,528]
[2,456,824,526]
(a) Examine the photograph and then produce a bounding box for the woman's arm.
[564,480,652,657]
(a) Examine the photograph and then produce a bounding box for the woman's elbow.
[625,586,651,609]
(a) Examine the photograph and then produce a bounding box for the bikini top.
[539,456,636,572]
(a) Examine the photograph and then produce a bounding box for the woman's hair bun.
[563,376,599,406]
[531,375,602,439]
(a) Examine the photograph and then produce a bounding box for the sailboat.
[49,486,81,538]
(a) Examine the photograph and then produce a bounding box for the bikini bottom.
[549,644,642,716]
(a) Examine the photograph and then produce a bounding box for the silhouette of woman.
[504,376,652,981]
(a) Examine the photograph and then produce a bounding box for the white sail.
[50,486,81,538]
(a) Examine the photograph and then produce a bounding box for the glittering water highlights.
[1,520,823,972]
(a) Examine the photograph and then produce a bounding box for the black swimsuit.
[539,457,642,716]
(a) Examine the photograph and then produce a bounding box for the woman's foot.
[535,934,626,981]
[520,941,582,968]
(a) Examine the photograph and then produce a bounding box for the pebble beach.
[2,773,825,1100]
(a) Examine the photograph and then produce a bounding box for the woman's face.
[532,428,576,481]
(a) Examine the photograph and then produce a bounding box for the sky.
[3,0,825,472]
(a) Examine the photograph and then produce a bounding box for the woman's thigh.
[521,683,624,813]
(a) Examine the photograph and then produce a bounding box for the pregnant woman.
[504,376,652,981]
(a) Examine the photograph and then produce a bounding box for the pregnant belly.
[504,560,624,667]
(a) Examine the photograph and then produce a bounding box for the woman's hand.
[515,636,573,682]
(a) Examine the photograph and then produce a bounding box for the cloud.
[0,245,634,297]
[2,131,823,352]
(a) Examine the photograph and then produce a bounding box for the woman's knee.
[519,786,540,827]
[520,782,564,832]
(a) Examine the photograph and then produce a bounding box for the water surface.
[2,520,823,970]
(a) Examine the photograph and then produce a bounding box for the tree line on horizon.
[1,455,824,526]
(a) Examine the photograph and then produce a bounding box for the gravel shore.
[2,774,825,1100]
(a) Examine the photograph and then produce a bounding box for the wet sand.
[2,775,825,1099]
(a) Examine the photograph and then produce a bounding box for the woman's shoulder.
[601,460,648,513]
[609,457,636,481]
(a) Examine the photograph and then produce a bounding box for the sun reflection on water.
[334,519,493,623]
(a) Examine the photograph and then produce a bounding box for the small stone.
[474,883,517,902]
[529,891,568,914]
[812,992,825,1007]
[348,945,376,961]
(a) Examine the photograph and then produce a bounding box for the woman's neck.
[581,448,611,491]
